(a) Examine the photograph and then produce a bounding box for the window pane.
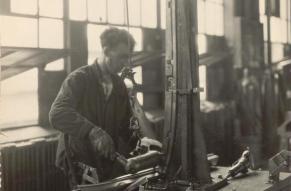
[260,15,268,41]
[259,0,265,15]
[39,0,63,18]
[197,0,206,33]
[205,2,224,36]
[108,0,125,24]
[204,2,224,36]
[270,17,279,42]
[270,17,286,43]
[128,0,141,26]
[207,0,223,4]
[39,18,64,49]
[0,16,38,47]
[197,34,207,54]
[271,43,284,62]
[88,0,107,23]
[280,0,287,19]
[69,0,87,21]
[0,68,38,128]
[281,20,287,43]
[44,59,65,71]
[133,66,142,84]
[10,0,37,15]
[160,0,166,29]
[216,4,224,36]
[141,0,157,28]
[137,92,144,105]
[129,28,143,51]
[87,24,109,64]
[205,1,216,35]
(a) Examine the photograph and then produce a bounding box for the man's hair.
[100,27,135,51]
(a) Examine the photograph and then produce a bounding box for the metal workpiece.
[115,151,163,174]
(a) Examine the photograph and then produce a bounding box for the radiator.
[0,137,67,191]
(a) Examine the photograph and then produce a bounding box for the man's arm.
[50,70,116,159]
[49,70,95,139]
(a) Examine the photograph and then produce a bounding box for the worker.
[49,27,160,188]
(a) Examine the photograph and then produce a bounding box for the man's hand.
[131,137,162,156]
[89,127,115,160]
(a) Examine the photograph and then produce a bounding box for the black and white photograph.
[0,0,291,190]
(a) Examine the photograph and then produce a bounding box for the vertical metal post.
[163,0,211,184]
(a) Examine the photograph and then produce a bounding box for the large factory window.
[0,16,38,47]
[160,0,224,54]
[160,0,224,34]
[259,0,291,62]
[6,1,65,49]
[260,0,290,43]
[0,69,38,129]
[71,0,158,28]
[10,0,37,15]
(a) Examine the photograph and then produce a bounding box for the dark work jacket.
[49,61,134,180]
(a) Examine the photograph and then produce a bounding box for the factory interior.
[1,0,291,190]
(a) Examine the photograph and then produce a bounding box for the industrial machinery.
[71,0,291,190]
[268,150,291,183]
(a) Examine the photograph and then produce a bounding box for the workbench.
[211,167,291,191]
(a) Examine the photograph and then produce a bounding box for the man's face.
[105,43,132,74]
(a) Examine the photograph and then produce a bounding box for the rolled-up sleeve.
[49,70,95,139]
